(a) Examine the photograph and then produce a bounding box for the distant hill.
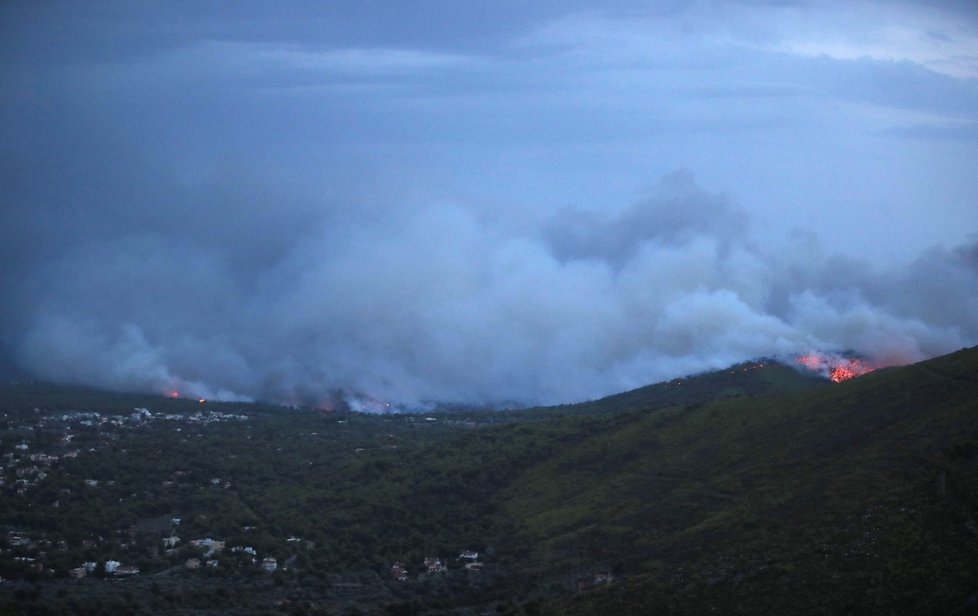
[516,358,828,418]
[0,381,282,416]
[2,356,825,420]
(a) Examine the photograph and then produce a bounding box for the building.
[424,557,446,574]
[390,562,408,581]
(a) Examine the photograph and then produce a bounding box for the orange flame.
[795,353,875,382]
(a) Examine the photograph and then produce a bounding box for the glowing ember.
[795,352,875,382]
[169,391,180,398]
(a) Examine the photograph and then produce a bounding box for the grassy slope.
[501,347,978,615]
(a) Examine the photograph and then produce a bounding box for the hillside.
[508,346,978,614]
[0,348,976,614]
[522,358,828,417]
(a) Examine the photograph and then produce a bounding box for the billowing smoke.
[4,171,977,408]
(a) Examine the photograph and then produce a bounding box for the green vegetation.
[1,349,976,614]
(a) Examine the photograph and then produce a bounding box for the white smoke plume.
[6,171,976,408]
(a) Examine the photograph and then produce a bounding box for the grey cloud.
[878,122,978,142]
[543,171,747,267]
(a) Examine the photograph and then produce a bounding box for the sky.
[1,1,977,408]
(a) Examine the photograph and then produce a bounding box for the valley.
[1,349,976,614]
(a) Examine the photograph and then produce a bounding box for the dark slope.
[502,347,978,614]
[516,358,828,418]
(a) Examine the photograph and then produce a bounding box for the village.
[0,400,510,594]
[3,523,298,581]
[0,404,257,581]
[1,406,248,496]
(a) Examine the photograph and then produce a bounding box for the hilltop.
[519,357,827,418]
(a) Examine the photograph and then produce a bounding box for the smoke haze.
[6,170,976,407]
[2,2,977,407]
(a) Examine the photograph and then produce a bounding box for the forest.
[1,348,977,615]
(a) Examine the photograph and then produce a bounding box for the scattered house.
[205,559,219,568]
[390,562,408,581]
[261,557,278,573]
[459,550,479,560]
[131,408,152,422]
[15,443,28,451]
[8,535,32,547]
[171,517,182,526]
[84,479,99,488]
[424,557,447,574]
[231,546,257,556]
[594,572,614,585]
[114,564,140,576]
[185,558,201,570]
[69,567,87,579]
[190,538,225,556]
[162,536,180,548]
[81,562,97,572]
[104,560,120,573]
[286,536,302,543]
[464,561,485,572]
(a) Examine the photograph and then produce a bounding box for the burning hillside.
[795,352,876,382]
